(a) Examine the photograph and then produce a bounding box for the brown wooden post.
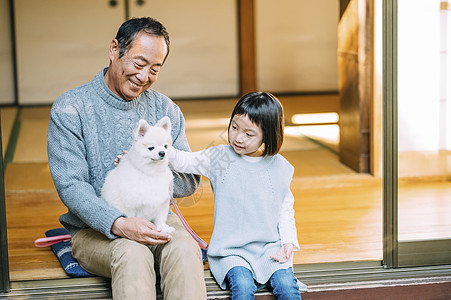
[338,0,374,173]
[238,0,257,95]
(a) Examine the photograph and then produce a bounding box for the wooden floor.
[2,95,451,282]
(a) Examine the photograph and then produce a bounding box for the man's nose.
[136,67,150,82]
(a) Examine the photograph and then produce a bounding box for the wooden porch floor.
[2,95,451,282]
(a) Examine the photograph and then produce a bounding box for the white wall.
[11,1,339,105]
[442,1,451,150]
[14,0,238,104]
[255,0,339,93]
[14,0,124,105]
[398,0,451,151]
[130,0,239,99]
[0,0,15,105]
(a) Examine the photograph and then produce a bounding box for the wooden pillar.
[340,0,352,18]
[0,116,10,293]
[238,0,256,95]
[338,0,374,173]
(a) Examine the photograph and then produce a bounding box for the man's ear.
[109,38,120,61]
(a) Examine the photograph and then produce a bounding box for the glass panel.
[251,0,384,265]
[398,0,451,244]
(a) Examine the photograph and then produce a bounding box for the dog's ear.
[133,119,150,140]
[156,116,172,134]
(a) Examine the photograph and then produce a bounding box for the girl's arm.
[169,146,212,178]
[165,102,201,198]
[271,188,300,263]
[279,188,300,251]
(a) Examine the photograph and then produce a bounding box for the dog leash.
[35,201,208,250]
[34,234,72,247]
[171,197,208,250]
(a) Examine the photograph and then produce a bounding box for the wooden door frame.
[0,118,10,293]
[382,0,398,268]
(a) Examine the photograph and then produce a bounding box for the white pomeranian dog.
[101,117,175,234]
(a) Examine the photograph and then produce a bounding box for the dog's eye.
[148,147,155,151]
[164,145,168,149]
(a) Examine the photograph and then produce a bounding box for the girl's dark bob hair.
[228,92,284,156]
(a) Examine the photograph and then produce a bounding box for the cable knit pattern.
[47,68,199,239]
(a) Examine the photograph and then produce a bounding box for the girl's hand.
[270,243,294,263]
[114,150,128,167]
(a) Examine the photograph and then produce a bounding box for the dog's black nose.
[159,151,165,158]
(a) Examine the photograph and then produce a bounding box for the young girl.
[169,92,302,299]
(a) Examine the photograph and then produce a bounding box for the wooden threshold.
[1,263,451,299]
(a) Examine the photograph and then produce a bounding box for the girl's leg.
[268,268,302,300]
[225,266,257,300]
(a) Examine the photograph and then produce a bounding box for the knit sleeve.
[168,147,212,178]
[159,97,201,198]
[47,100,124,239]
[278,188,300,251]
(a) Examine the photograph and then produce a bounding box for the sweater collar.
[241,154,263,163]
[226,145,273,169]
[92,68,141,111]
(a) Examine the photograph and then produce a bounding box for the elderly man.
[47,17,206,300]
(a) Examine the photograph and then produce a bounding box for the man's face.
[105,32,168,101]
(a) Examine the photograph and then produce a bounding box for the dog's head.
[132,117,172,163]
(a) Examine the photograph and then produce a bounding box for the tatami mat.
[186,126,322,153]
[13,107,50,163]
[4,162,55,191]
[13,122,48,163]
[1,97,352,192]
[283,149,354,177]
[1,106,18,154]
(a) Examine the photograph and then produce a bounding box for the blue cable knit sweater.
[47,68,199,239]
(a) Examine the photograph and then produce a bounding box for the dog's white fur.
[101,117,175,234]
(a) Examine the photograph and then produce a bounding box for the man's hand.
[114,150,128,167]
[111,217,172,245]
[270,243,294,263]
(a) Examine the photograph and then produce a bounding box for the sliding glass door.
[396,0,451,267]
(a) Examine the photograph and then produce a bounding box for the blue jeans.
[225,266,302,300]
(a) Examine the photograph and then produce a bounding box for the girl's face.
[228,114,264,157]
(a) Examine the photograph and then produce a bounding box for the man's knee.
[110,239,158,299]
[157,230,207,299]
[161,232,202,263]
[111,239,155,273]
